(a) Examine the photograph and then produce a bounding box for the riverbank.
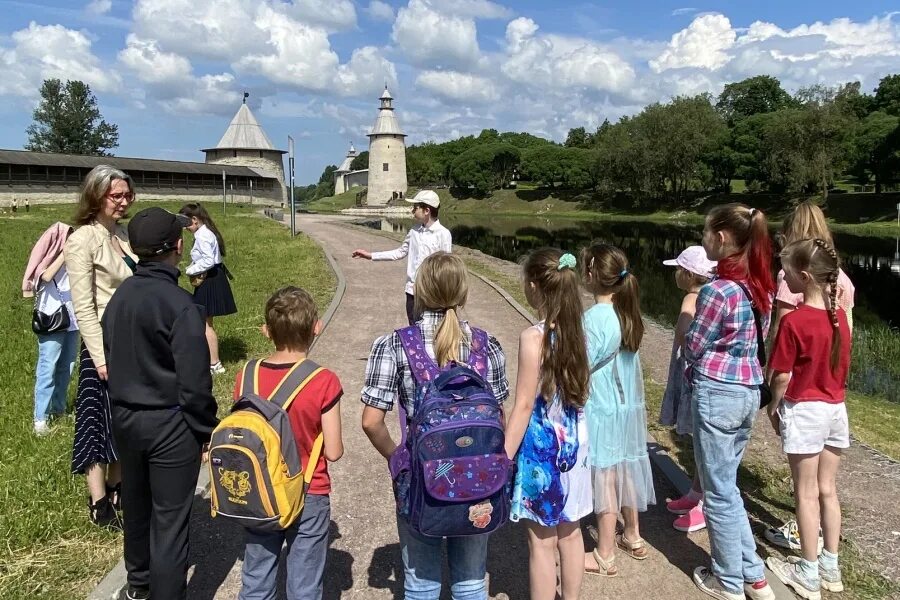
[0,203,336,599]
[307,188,900,239]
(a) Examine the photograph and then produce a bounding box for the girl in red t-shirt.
[766,238,852,600]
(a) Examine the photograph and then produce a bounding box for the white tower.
[333,142,358,196]
[366,86,407,206]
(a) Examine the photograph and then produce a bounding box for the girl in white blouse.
[179,203,237,375]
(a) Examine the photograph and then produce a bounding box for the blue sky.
[1,0,898,184]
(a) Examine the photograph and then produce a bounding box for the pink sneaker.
[667,493,701,515]
[673,503,706,533]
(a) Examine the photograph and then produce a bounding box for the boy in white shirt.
[352,190,452,325]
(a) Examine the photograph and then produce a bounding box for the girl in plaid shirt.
[685,203,777,600]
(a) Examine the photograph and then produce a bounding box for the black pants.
[406,293,416,326]
[112,405,201,599]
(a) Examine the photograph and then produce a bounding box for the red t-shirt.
[233,361,342,495]
[769,305,851,404]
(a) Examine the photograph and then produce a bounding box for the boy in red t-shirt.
[765,239,852,600]
[233,286,343,599]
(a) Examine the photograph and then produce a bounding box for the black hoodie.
[102,261,219,440]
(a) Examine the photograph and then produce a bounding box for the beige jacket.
[64,221,136,367]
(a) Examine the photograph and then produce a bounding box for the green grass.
[305,188,361,212]
[0,201,335,599]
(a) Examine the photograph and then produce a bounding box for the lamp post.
[249,179,253,205]
[222,170,226,216]
[289,135,296,237]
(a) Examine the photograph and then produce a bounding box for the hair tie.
[557,253,576,271]
[619,269,628,279]
[749,208,757,218]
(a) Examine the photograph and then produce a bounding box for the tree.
[350,150,368,171]
[25,79,119,156]
[716,75,794,125]
[450,143,521,195]
[874,74,900,116]
[564,127,589,148]
[848,111,900,192]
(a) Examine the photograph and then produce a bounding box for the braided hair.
[780,238,843,372]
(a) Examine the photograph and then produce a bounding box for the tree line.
[307,74,900,203]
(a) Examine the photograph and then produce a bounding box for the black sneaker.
[119,586,150,600]
[106,482,122,512]
[88,496,122,530]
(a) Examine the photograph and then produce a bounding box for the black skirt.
[193,264,237,317]
[71,343,118,473]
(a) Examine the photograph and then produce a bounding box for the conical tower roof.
[203,103,286,153]
[368,86,406,137]
[336,142,358,173]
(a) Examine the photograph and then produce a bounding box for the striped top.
[685,279,771,385]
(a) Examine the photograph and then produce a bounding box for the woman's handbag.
[189,272,207,287]
[735,283,772,409]
[31,280,70,334]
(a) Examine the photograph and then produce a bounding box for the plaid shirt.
[685,279,771,385]
[361,310,509,414]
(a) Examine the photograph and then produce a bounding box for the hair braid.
[813,238,842,371]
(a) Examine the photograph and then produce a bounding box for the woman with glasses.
[64,165,137,528]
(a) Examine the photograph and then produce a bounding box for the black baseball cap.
[128,207,191,257]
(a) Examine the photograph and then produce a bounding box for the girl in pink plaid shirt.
[685,203,777,600]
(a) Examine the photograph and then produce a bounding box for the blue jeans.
[33,330,78,422]
[239,494,330,600]
[396,516,489,600]
[692,374,765,593]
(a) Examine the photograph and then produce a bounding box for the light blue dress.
[583,303,655,514]
[510,323,593,527]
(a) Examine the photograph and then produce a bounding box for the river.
[358,215,900,331]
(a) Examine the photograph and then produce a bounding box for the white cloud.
[117,35,241,115]
[286,0,357,32]
[427,0,511,19]
[392,0,483,68]
[366,0,395,21]
[502,18,635,94]
[335,46,399,97]
[0,22,121,98]
[85,0,112,16]
[416,70,500,103]
[650,13,736,72]
[671,7,696,17]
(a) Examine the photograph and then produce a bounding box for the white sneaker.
[34,420,50,436]
[763,520,824,554]
[210,362,226,375]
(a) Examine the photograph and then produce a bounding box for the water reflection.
[359,217,900,329]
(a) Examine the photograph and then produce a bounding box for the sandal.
[106,482,122,512]
[585,549,618,577]
[616,533,648,560]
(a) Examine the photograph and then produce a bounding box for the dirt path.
[186,214,714,599]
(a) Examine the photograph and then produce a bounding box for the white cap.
[405,190,440,208]
[662,245,717,278]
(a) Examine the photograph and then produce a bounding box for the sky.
[0,1,898,184]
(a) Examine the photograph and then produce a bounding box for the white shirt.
[186,224,222,276]
[371,220,452,295]
[37,265,78,332]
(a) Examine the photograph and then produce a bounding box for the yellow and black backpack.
[208,358,324,531]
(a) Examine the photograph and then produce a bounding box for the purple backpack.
[389,326,512,537]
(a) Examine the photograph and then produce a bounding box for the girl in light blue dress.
[580,243,655,578]
[505,248,593,600]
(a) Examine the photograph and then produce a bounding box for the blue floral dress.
[510,323,593,527]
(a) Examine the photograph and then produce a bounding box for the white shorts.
[779,400,850,454]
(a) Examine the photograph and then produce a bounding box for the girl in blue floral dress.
[505,248,593,600]
[580,243,655,578]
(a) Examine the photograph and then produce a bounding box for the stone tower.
[365,86,407,206]
[203,96,287,203]
[333,142,358,196]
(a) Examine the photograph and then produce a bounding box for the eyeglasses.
[107,192,134,203]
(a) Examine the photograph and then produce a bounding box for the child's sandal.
[616,533,648,560]
[585,549,618,577]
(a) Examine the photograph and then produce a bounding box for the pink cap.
[663,246,716,278]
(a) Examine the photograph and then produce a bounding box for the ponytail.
[708,204,775,313]
[814,239,843,372]
[581,243,644,352]
[522,248,590,408]
[614,271,644,352]
[434,307,464,367]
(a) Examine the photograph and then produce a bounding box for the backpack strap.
[268,359,324,410]
[590,349,618,374]
[734,282,768,367]
[241,359,260,396]
[397,326,440,383]
[467,327,490,378]
[304,432,324,488]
